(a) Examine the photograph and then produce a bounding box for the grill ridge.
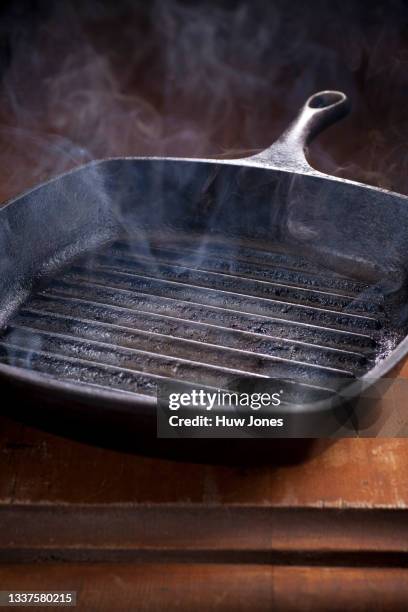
[0,234,400,404]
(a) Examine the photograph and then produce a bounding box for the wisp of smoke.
[0,0,406,202]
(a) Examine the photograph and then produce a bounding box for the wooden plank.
[1,410,408,507]
[0,505,407,565]
[0,563,407,611]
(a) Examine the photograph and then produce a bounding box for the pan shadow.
[0,381,333,466]
[0,371,396,466]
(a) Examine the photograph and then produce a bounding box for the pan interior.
[0,229,404,407]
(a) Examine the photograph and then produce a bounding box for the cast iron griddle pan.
[0,90,407,434]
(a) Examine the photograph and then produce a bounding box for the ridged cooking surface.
[0,235,397,403]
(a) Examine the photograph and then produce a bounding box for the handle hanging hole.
[308,91,345,109]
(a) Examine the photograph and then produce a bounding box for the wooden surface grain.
[1,405,408,609]
[1,564,408,612]
[2,414,408,508]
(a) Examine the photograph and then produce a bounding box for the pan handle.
[246,90,350,172]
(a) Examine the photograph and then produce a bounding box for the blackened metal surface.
[0,232,402,406]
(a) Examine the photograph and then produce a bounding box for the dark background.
[0,0,407,202]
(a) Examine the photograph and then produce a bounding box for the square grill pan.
[0,90,407,434]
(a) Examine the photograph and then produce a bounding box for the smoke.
[0,0,407,202]
[0,0,408,411]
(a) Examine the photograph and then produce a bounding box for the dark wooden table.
[1,361,408,610]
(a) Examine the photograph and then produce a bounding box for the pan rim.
[0,155,406,217]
